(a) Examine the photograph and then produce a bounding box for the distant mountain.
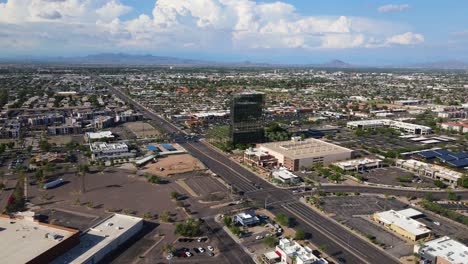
[1,53,467,70]
[318,59,356,68]
[401,60,468,70]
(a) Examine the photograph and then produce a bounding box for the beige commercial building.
[373,208,432,241]
[258,137,353,171]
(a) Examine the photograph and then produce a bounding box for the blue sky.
[0,0,467,64]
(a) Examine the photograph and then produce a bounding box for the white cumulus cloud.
[378,4,411,13]
[0,0,425,54]
[385,32,424,45]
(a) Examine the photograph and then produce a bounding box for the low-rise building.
[396,159,463,187]
[0,212,80,264]
[48,124,82,135]
[414,236,468,264]
[373,209,431,241]
[243,148,278,168]
[53,214,143,264]
[258,137,353,171]
[332,158,382,172]
[272,168,301,184]
[85,131,115,142]
[440,121,468,134]
[275,238,328,264]
[234,211,260,227]
[90,142,134,161]
[347,119,432,135]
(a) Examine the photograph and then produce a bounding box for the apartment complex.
[396,159,463,187]
[347,119,432,135]
[258,137,353,171]
[373,209,432,241]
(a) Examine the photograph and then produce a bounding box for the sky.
[0,0,467,65]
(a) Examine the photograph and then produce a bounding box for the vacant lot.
[28,168,188,219]
[143,154,206,176]
[124,122,160,138]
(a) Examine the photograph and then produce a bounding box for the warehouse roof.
[0,213,78,264]
[374,209,431,237]
[260,138,353,160]
[53,214,142,264]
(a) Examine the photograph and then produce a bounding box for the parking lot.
[320,195,468,258]
[361,167,437,188]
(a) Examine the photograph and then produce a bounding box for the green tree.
[263,236,277,247]
[275,213,290,226]
[295,229,306,240]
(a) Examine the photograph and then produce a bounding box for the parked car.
[255,235,263,240]
[198,247,205,253]
[207,246,214,251]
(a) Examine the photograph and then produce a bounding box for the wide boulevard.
[95,75,468,264]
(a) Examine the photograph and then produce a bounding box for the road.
[94,75,467,264]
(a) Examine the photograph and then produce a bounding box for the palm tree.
[78,164,90,194]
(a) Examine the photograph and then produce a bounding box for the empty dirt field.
[142,154,206,176]
[124,121,160,138]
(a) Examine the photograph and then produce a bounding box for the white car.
[208,246,214,251]
[186,251,192,257]
[198,247,205,253]
[255,235,264,240]
[433,221,441,226]
[166,253,173,260]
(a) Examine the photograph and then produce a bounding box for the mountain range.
[1,53,468,70]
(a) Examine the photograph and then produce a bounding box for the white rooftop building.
[90,142,134,161]
[415,236,468,264]
[272,167,301,184]
[53,214,143,264]
[0,212,79,264]
[86,131,114,141]
[332,158,382,171]
[347,119,432,135]
[373,209,431,241]
[276,238,328,264]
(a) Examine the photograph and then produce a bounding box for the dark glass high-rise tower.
[230,92,265,145]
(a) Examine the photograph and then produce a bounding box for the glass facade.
[230,92,265,145]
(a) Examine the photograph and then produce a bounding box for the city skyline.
[0,0,467,64]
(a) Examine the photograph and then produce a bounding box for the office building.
[347,119,432,135]
[414,236,468,264]
[373,208,431,241]
[0,212,80,264]
[258,137,353,171]
[53,214,143,264]
[230,92,265,145]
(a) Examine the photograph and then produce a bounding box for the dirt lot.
[124,121,161,138]
[143,154,206,176]
[28,168,188,220]
[362,167,437,188]
[47,135,83,145]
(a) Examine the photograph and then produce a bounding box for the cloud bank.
[0,0,424,54]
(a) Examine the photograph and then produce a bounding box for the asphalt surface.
[94,75,468,264]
